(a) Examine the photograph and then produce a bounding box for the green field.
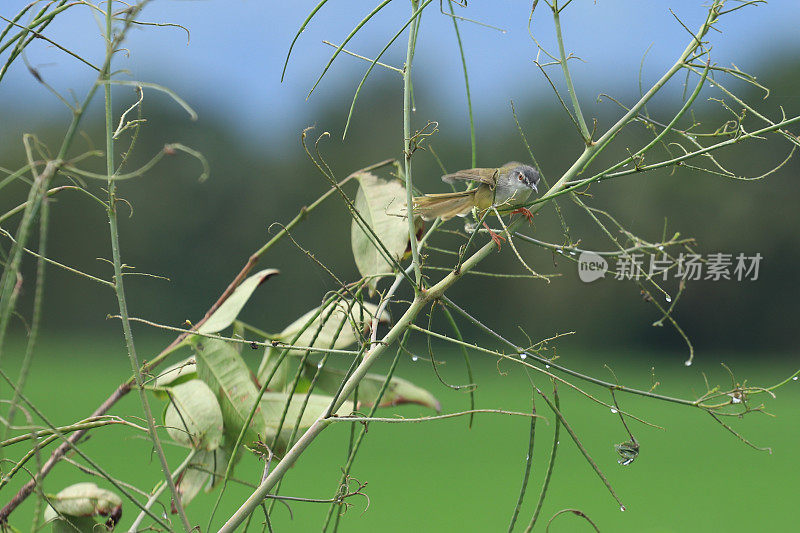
[2,335,797,531]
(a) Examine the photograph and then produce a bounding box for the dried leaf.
[351,172,419,294]
[275,299,388,357]
[304,363,441,412]
[43,483,122,528]
[199,268,279,334]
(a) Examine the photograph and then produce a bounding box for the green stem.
[0,369,171,529]
[128,449,198,531]
[2,194,48,443]
[321,334,407,531]
[440,297,696,407]
[101,2,190,530]
[439,304,475,427]
[0,0,139,374]
[507,395,536,532]
[447,0,476,167]
[536,387,624,509]
[552,0,590,143]
[0,418,140,449]
[525,383,560,532]
[0,159,395,523]
[215,5,723,529]
[404,0,423,288]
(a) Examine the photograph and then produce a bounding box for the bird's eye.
[518,174,524,181]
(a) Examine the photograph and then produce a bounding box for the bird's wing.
[441,168,498,187]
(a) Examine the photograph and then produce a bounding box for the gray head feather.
[511,164,540,193]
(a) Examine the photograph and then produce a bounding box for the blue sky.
[2,1,799,146]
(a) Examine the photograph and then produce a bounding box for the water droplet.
[520,353,527,360]
[557,440,560,445]
[526,454,530,461]
[684,360,692,367]
[658,245,664,251]
[317,361,323,369]
[545,364,550,369]
[792,376,798,381]
[610,408,618,414]
[665,295,672,303]
[556,249,564,254]
[620,505,626,512]
[411,355,418,362]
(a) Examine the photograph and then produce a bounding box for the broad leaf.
[43,483,122,527]
[304,363,441,412]
[260,392,348,452]
[191,337,266,444]
[276,299,388,357]
[256,346,291,391]
[164,380,224,450]
[351,172,420,294]
[152,357,197,389]
[50,516,100,533]
[198,268,279,334]
[175,448,227,508]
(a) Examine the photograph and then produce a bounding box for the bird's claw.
[483,222,506,250]
[511,207,535,224]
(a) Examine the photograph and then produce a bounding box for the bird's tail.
[413,190,475,221]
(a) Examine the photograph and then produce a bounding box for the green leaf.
[191,337,266,444]
[304,363,441,412]
[152,357,197,391]
[351,172,420,294]
[176,448,227,507]
[198,268,279,334]
[260,392,348,452]
[276,299,389,357]
[43,483,122,527]
[256,346,291,391]
[50,516,101,533]
[164,380,224,450]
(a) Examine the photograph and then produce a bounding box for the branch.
[218,4,724,528]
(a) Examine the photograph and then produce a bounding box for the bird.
[413,162,541,248]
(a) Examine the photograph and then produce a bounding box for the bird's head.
[511,165,541,193]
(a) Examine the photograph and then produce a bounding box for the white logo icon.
[578,251,608,283]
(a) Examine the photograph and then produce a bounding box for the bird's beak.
[531,182,538,193]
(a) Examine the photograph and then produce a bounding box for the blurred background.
[1,1,799,531]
